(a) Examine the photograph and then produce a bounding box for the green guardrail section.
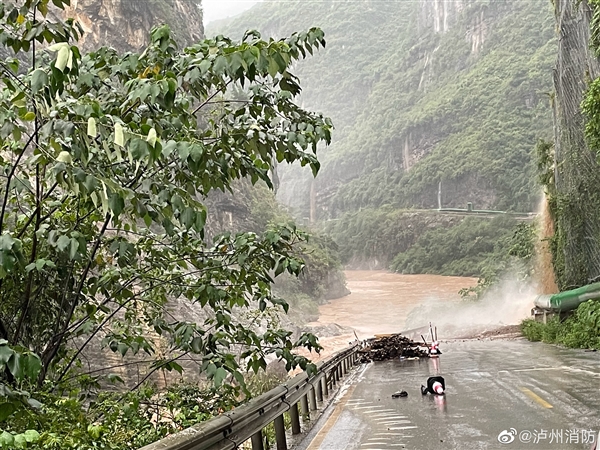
[534,282,600,311]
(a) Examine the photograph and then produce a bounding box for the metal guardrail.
[140,344,360,450]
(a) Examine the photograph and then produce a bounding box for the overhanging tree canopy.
[0,0,331,391]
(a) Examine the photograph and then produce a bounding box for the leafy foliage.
[0,341,42,449]
[390,216,528,277]
[324,206,534,282]
[521,300,600,349]
[1,383,239,449]
[0,0,334,443]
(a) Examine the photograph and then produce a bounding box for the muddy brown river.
[305,270,478,360]
[316,270,476,336]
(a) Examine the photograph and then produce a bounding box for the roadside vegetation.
[0,0,332,447]
[521,300,600,350]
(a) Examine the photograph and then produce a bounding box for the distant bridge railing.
[139,344,361,450]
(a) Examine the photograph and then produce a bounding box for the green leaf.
[56,151,72,164]
[107,374,124,385]
[146,127,157,147]
[180,207,195,230]
[87,117,97,137]
[0,431,14,446]
[56,235,70,252]
[23,112,36,122]
[31,69,47,93]
[14,433,26,449]
[108,193,125,218]
[88,424,103,439]
[190,337,202,353]
[162,139,177,157]
[0,402,16,421]
[23,430,40,443]
[69,238,79,260]
[117,343,128,357]
[22,353,42,381]
[213,55,227,74]
[206,363,217,377]
[214,367,227,387]
[130,138,149,160]
[114,123,125,147]
[6,354,21,380]
[26,398,42,410]
[55,44,70,72]
[0,345,13,367]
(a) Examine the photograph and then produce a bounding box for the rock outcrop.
[64,0,204,52]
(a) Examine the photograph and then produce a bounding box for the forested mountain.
[211,0,555,217]
[209,0,556,270]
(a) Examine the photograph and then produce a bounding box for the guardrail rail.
[140,344,361,450]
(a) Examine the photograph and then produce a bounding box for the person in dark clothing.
[421,376,445,395]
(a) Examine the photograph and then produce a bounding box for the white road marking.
[372,433,413,437]
[362,409,397,414]
[362,443,392,446]
[371,415,408,420]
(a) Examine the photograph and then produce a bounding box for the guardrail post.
[300,394,309,415]
[316,377,323,402]
[309,385,317,411]
[274,414,287,450]
[251,431,265,450]
[342,358,348,374]
[289,402,301,434]
[321,374,329,396]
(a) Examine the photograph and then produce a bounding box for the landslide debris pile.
[358,334,428,362]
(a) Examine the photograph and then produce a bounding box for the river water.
[304,270,477,360]
[316,270,476,336]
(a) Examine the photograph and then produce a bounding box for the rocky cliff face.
[64,0,204,52]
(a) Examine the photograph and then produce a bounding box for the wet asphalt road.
[300,340,600,450]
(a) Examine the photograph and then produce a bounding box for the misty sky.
[203,0,262,25]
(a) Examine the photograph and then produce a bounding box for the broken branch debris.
[358,333,429,362]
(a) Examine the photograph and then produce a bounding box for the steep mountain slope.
[209,0,556,220]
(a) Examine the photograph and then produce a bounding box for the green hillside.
[209,0,556,272]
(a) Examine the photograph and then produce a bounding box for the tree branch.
[0,133,37,235]
[192,81,232,115]
[40,214,112,381]
[0,317,9,340]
